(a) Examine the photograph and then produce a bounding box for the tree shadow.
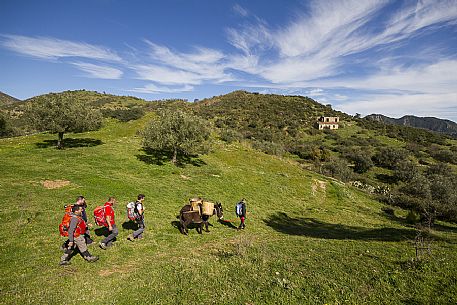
[218,219,239,229]
[431,223,457,234]
[36,138,103,149]
[263,212,417,242]
[135,148,206,167]
[375,173,398,184]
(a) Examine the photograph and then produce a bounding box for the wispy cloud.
[226,0,457,85]
[131,41,233,85]
[130,83,194,94]
[71,62,123,79]
[1,35,122,62]
[233,4,249,17]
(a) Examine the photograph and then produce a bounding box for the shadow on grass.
[375,173,398,184]
[264,212,417,242]
[135,148,206,167]
[122,221,139,231]
[36,138,103,149]
[433,223,457,234]
[218,219,239,229]
[94,227,110,237]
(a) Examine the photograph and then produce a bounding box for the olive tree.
[26,93,102,148]
[142,109,211,165]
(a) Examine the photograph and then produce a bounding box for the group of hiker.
[58,195,247,266]
[59,194,146,266]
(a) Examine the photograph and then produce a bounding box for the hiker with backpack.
[60,195,93,250]
[127,194,146,241]
[59,204,98,265]
[236,198,247,230]
[98,197,118,250]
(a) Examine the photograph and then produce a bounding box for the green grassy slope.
[1,115,456,304]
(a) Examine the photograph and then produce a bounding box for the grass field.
[1,116,456,304]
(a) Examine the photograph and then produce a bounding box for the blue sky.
[1,0,457,121]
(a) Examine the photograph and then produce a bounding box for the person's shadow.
[122,220,139,231]
[218,219,238,229]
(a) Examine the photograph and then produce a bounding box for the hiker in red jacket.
[99,197,118,250]
[60,205,98,265]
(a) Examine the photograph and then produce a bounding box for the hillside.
[365,114,457,138]
[1,114,457,304]
[0,91,21,105]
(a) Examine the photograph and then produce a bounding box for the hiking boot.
[99,242,107,250]
[127,234,134,241]
[59,260,71,266]
[85,256,99,263]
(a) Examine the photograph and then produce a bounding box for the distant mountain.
[365,114,457,138]
[0,91,21,105]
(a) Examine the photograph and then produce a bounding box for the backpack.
[93,205,107,226]
[59,212,73,237]
[236,203,243,216]
[126,202,140,221]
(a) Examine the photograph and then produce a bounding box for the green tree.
[372,147,408,169]
[142,109,211,165]
[0,112,13,137]
[26,93,102,149]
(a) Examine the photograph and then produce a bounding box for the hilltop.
[366,114,457,138]
[0,91,21,105]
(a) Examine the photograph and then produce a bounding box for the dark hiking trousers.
[133,220,145,238]
[102,224,118,245]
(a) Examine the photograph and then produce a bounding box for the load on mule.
[178,198,223,235]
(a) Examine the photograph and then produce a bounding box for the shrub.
[322,157,353,182]
[372,147,408,169]
[219,128,243,143]
[102,107,145,122]
[394,160,419,182]
[252,140,286,156]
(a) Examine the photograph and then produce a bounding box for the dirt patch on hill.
[41,180,71,189]
[311,179,327,196]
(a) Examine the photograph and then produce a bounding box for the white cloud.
[233,4,249,17]
[132,41,234,86]
[1,35,122,62]
[71,62,123,79]
[225,0,457,86]
[130,83,194,94]
[133,64,202,85]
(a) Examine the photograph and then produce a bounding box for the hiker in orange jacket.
[60,195,93,251]
[99,197,118,250]
[60,205,98,265]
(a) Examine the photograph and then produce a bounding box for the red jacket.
[104,202,115,226]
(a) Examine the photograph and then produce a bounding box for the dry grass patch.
[41,179,71,189]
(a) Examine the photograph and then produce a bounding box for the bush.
[372,147,408,169]
[406,210,421,224]
[322,157,353,182]
[343,149,374,173]
[0,112,14,137]
[102,108,145,122]
[394,160,419,182]
[252,140,286,156]
[219,128,243,143]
